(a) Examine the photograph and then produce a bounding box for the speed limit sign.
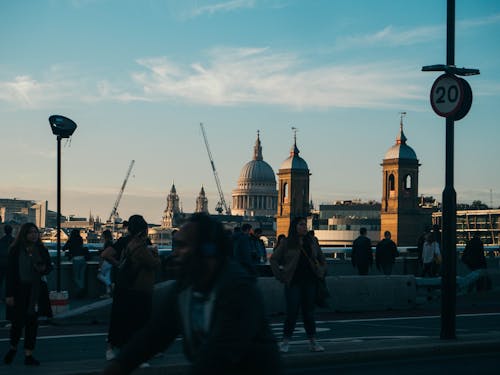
[430,73,472,120]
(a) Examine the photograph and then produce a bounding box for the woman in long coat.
[3,223,52,366]
[270,216,326,353]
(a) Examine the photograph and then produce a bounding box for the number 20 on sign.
[430,73,472,121]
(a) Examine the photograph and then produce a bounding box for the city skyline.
[1,0,500,224]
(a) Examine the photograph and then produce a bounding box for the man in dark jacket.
[375,231,399,275]
[462,234,487,271]
[102,213,281,375]
[0,225,14,300]
[232,223,257,276]
[351,227,373,275]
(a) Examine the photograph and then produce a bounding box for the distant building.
[276,132,310,238]
[162,183,182,228]
[313,201,381,246]
[0,198,48,228]
[195,186,209,213]
[380,117,432,246]
[231,132,278,217]
[433,209,500,245]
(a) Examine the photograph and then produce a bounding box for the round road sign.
[430,73,471,119]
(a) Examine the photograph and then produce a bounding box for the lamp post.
[48,115,77,292]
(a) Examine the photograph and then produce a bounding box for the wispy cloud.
[131,47,425,110]
[335,13,500,49]
[190,0,255,18]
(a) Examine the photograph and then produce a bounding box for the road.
[1,311,499,369]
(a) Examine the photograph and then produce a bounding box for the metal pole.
[441,0,456,340]
[56,136,62,292]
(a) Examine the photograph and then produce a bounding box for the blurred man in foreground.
[102,213,281,375]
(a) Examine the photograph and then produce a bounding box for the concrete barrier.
[327,275,416,312]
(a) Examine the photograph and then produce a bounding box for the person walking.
[351,227,373,275]
[270,216,326,353]
[106,215,160,362]
[375,231,399,275]
[97,229,114,298]
[102,213,281,375]
[422,232,441,277]
[232,223,256,276]
[0,225,14,300]
[63,229,90,298]
[250,228,267,264]
[3,223,52,366]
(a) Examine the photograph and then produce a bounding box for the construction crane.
[200,123,230,215]
[108,160,135,223]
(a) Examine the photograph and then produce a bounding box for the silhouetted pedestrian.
[462,234,487,271]
[250,228,267,264]
[106,215,160,363]
[3,223,52,366]
[375,231,399,275]
[232,223,256,276]
[97,230,113,298]
[63,229,90,298]
[351,227,373,275]
[422,233,440,277]
[270,217,326,353]
[0,225,14,300]
[102,213,281,375]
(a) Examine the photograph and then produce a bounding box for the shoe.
[310,342,324,352]
[106,348,116,361]
[3,349,16,364]
[139,362,150,368]
[279,341,289,353]
[24,355,40,366]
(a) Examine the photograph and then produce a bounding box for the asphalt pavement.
[0,290,499,375]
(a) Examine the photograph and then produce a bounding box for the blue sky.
[1,0,499,225]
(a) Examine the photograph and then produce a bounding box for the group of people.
[1,216,491,372]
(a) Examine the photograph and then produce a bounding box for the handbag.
[300,247,330,308]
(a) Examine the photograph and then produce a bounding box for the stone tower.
[276,131,310,238]
[380,116,429,245]
[195,186,209,213]
[162,183,181,228]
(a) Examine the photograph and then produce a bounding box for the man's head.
[171,213,229,288]
[384,231,391,240]
[127,215,148,237]
[241,223,252,234]
[253,228,263,238]
[360,227,367,236]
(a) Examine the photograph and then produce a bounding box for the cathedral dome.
[231,132,278,217]
[384,124,417,160]
[238,159,276,184]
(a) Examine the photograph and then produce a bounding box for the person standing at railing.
[422,233,441,277]
[63,229,90,298]
[375,231,399,275]
[351,227,373,275]
[97,230,114,298]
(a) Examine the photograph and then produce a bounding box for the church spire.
[253,130,263,161]
[290,126,300,156]
[396,112,407,145]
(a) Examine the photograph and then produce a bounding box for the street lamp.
[48,115,77,292]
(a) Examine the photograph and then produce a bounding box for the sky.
[1,0,500,225]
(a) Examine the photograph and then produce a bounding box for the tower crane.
[200,123,230,215]
[108,160,135,223]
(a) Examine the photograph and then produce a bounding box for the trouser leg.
[283,285,300,339]
[300,282,317,338]
[23,314,38,350]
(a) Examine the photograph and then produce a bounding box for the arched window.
[389,174,395,191]
[282,182,288,203]
[404,174,412,190]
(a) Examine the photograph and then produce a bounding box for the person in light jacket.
[270,216,326,353]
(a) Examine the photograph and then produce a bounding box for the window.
[404,174,412,190]
[389,174,395,191]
